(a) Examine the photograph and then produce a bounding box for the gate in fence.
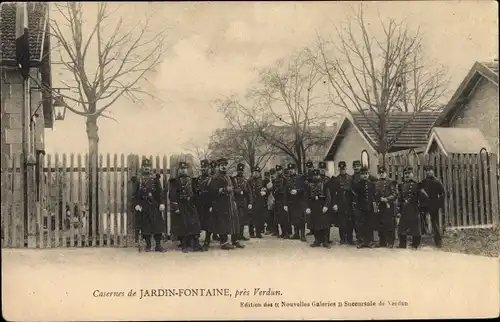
[1,153,195,249]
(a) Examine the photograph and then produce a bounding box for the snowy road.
[2,237,499,321]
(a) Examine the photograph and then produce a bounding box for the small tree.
[211,97,276,171]
[185,140,213,176]
[316,5,448,165]
[239,49,335,173]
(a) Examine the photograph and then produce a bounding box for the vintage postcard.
[1,1,499,321]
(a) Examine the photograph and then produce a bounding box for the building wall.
[1,67,46,165]
[451,77,499,157]
[333,124,379,175]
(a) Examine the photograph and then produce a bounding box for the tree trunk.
[378,113,388,168]
[86,115,99,241]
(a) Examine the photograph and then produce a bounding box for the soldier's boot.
[204,231,212,243]
[143,235,152,252]
[434,234,442,248]
[322,229,331,248]
[231,235,245,249]
[192,235,204,252]
[239,226,250,241]
[220,235,235,250]
[213,234,220,241]
[281,225,291,239]
[177,236,183,248]
[398,234,407,249]
[249,225,256,238]
[299,224,307,242]
[181,237,190,253]
[377,230,387,248]
[154,234,166,252]
[291,225,300,239]
[411,235,421,249]
[202,238,211,251]
[255,225,264,238]
[310,231,321,247]
[271,224,279,236]
[387,231,395,248]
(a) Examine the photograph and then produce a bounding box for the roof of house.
[323,111,441,160]
[0,2,49,64]
[1,2,53,128]
[435,60,499,127]
[424,127,492,155]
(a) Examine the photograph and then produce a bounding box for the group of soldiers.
[131,157,445,253]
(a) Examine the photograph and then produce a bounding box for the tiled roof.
[0,2,48,63]
[481,60,499,75]
[427,127,492,154]
[351,111,441,150]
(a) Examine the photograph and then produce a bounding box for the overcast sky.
[44,1,499,156]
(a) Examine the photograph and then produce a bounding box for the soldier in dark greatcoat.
[305,169,331,248]
[270,164,290,238]
[262,171,273,235]
[286,163,307,241]
[193,159,214,251]
[304,160,315,236]
[329,161,354,245]
[169,161,203,253]
[232,163,253,241]
[318,161,333,243]
[208,160,220,242]
[419,165,445,248]
[249,166,267,238]
[208,158,245,250]
[132,158,166,252]
[398,166,429,249]
[374,165,398,248]
[267,168,279,236]
[352,166,377,248]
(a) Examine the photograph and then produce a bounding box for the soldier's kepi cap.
[353,160,362,166]
[253,166,261,172]
[141,158,152,167]
[269,168,276,175]
[287,163,296,169]
[338,161,347,169]
[209,160,217,168]
[217,158,228,165]
[306,160,314,168]
[318,161,327,169]
[275,164,283,171]
[423,165,434,171]
[200,159,209,168]
[264,171,270,176]
[360,166,369,173]
[178,161,188,169]
[237,163,245,171]
[404,166,414,173]
[377,165,387,173]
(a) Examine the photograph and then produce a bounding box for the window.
[361,149,370,169]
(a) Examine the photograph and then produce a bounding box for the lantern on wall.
[53,95,67,121]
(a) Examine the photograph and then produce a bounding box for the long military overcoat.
[132,175,166,235]
[305,179,331,231]
[169,176,201,237]
[208,173,240,235]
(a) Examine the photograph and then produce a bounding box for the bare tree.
[210,97,276,171]
[315,4,448,164]
[30,2,168,239]
[33,2,168,157]
[240,49,335,173]
[185,139,213,175]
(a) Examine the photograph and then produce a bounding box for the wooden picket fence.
[0,153,181,248]
[385,152,500,230]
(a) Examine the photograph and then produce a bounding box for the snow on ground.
[2,236,499,321]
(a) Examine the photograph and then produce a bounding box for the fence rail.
[1,153,175,248]
[386,152,499,230]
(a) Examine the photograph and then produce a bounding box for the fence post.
[126,154,138,246]
[489,155,499,226]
